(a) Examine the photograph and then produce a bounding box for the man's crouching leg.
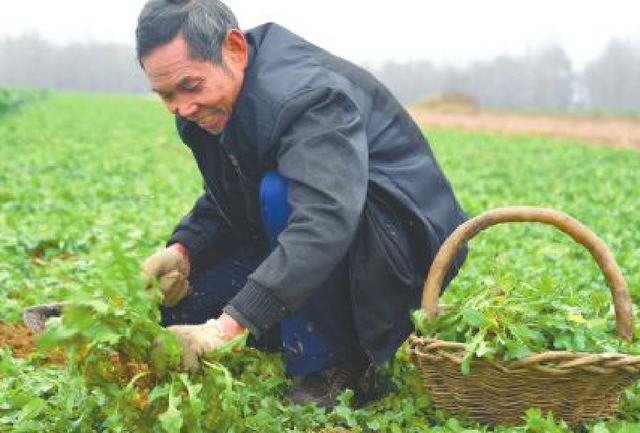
[260,170,381,408]
[282,257,381,408]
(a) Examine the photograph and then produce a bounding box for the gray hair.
[135,0,239,67]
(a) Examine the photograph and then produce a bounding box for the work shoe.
[288,361,378,408]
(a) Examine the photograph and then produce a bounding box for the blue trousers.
[161,171,367,375]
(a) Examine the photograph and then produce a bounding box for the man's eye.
[182,82,202,92]
[158,92,173,102]
[187,83,202,92]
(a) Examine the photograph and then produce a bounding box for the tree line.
[370,40,640,112]
[1,34,638,111]
[0,34,149,94]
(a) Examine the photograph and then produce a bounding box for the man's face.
[142,31,247,135]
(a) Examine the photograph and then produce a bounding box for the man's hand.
[142,244,192,307]
[168,315,245,371]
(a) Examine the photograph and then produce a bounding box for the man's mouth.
[194,111,225,130]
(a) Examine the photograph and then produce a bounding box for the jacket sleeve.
[167,184,232,266]
[224,88,368,337]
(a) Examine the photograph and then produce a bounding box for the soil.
[409,107,640,150]
[0,320,65,364]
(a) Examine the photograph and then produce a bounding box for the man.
[136,0,467,407]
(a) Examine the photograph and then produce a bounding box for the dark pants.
[162,171,367,375]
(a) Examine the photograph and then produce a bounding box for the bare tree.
[582,39,640,111]
[0,34,149,93]
[368,44,574,110]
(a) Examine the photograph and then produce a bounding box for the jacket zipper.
[203,182,235,231]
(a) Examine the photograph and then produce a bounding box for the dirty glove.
[142,244,192,307]
[167,319,226,371]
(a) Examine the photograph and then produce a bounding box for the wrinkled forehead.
[143,37,209,88]
[142,34,190,72]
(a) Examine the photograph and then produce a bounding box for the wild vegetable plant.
[2,90,640,431]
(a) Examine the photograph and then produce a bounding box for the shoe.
[288,360,378,408]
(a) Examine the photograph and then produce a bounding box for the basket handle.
[422,206,633,341]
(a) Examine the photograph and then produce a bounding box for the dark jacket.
[168,23,467,365]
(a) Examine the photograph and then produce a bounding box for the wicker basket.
[408,207,640,426]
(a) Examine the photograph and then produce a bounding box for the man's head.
[136,0,247,134]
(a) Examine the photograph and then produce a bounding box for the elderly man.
[137,0,467,407]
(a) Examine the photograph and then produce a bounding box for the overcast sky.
[1,0,638,68]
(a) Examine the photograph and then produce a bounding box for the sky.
[1,0,639,68]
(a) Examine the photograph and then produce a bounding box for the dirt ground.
[409,108,640,150]
[0,320,64,363]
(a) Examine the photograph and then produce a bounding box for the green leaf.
[178,373,204,433]
[16,397,46,422]
[462,308,489,328]
[553,333,575,351]
[366,419,381,430]
[159,383,183,433]
[504,339,530,360]
[592,423,611,433]
[460,332,486,375]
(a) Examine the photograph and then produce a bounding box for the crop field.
[1,90,640,432]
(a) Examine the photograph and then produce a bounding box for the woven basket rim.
[408,335,640,375]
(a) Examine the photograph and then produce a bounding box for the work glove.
[167,319,226,371]
[142,245,192,307]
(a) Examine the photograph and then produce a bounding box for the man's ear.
[222,29,248,67]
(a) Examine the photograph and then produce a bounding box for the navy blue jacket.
[169,23,467,365]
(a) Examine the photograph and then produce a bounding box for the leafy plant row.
[1,92,640,431]
[0,87,47,117]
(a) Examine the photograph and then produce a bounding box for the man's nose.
[168,100,197,117]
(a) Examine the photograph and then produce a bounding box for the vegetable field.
[1,90,640,432]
